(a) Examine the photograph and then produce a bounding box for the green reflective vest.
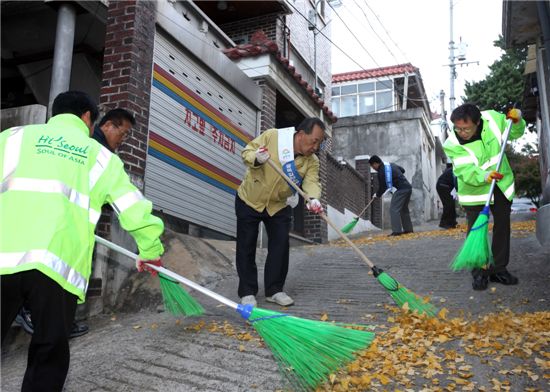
[0,114,164,302]
[443,110,526,206]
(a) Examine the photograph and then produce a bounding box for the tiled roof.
[223,30,337,124]
[332,63,419,83]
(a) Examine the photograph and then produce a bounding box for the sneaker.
[240,295,257,307]
[489,271,518,285]
[15,307,34,335]
[70,322,89,339]
[266,292,294,307]
[472,275,488,291]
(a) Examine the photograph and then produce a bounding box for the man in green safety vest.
[0,91,165,391]
[443,103,525,290]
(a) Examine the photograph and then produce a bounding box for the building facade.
[331,64,443,227]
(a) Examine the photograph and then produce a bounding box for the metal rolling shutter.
[145,31,257,236]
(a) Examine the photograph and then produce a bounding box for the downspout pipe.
[48,2,77,118]
[538,1,550,73]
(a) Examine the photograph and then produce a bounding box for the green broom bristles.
[341,217,359,234]
[376,271,438,317]
[450,207,494,271]
[238,306,374,391]
[159,274,204,316]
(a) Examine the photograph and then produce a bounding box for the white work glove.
[306,198,324,214]
[255,146,270,164]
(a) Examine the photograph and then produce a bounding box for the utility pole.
[446,0,479,115]
[439,89,449,143]
[448,0,456,112]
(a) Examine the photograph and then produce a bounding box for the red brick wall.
[99,0,156,184]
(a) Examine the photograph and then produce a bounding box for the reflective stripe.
[460,145,479,166]
[481,112,502,145]
[453,155,477,166]
[89,147,112,191]
[0,249,88,293]
[111,190,143,215]
[503,183,515,199]
[2,126,25,180]
[89,207,101,224]
[480,155,500,170]
[0,177,90,210]
[459,193,491,203]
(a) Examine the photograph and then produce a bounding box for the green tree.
[462,36,526,112]
[506,144,541,207]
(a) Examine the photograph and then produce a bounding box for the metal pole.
[449,0,456,112]
[48,2,77,118]
[439,89,448,142]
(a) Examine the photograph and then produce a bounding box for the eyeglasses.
[114,124,131,141]
[453,125,476,134]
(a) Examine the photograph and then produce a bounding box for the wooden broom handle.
[356,196,376,218]
[266,159,375,268]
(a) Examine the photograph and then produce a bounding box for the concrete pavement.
[1,215,548,391]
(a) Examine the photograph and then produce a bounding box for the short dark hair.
[450,103,481,124]
[368,155,382,165]
[52,91,99,123]
[99,108,136,127]
[296,117,326,134]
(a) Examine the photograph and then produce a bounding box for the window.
[376,90,393,111]
[358,94,375,115]
[331,78,394,117]
[340,95,357,117]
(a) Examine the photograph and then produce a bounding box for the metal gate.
[145,31,257,236]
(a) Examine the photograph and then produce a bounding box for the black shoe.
[388,232,403,237]
[489,271,519,285]
[403,230,414,234]
[472,275,488,291]
[15,307,34,335]
[70,322,89,339]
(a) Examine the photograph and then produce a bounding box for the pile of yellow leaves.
[182,306,549,391]
[331,220,536,248]
[320,307,550,391]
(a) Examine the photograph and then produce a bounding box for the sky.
[329,0,504,115]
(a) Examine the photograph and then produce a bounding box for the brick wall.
[326,154,369,217]
[355,158,374,221]
[99,0,156,185]
[257,78,276,132]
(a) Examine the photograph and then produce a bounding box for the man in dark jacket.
[369,155,413,236]
[437,165,458,229]
[92,108,135,152]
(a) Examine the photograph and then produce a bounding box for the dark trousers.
[1,270,78,392]
[235,195,291,298]
[390,188,413,233]
[464,187,512,277]
[437,184,457,227]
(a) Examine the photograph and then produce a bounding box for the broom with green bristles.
[450,118,514,271]
[340,195,377,234]
[95,235,375,391]
[94,235,204,316]
[267,159,437,317]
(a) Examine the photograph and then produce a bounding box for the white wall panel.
[145,31,258,236]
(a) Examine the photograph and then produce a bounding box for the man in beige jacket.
[236,117,325,307]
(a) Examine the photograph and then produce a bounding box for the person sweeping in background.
[0,91,165,391]
[369,155,413,236]
[235,117,325,307]
[443,103,525,290]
